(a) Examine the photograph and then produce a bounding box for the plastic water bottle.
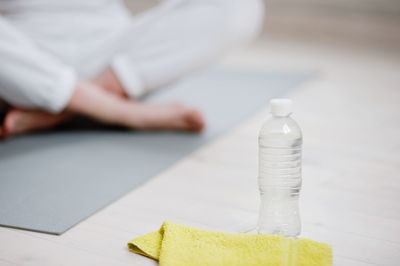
[257,99,302,237]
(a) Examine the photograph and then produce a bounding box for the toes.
[0,110,19,139]
[183,110,205,132]
[2,109,19,137]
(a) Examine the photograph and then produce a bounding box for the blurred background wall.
[271,0,400,14]
[125,0,400,13]
[125,0,400,54]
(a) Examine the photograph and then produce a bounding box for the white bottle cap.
[270,98,293,116]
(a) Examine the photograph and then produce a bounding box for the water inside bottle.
[257,129,302,237]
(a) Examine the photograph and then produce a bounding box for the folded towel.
[128,221,332,266]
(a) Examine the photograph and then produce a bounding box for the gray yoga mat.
[0,69,310,235]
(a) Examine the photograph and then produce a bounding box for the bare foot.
[1,103,204,138]
[118,102,205,132]
[69,81,205,132]
[0,80,205,138]
[1,109,70,138]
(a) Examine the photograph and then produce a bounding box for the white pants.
[0,0,264,113]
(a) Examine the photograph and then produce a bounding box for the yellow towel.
[128,221,332,266]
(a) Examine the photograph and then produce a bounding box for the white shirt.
[0,0,133,112]
[0,0,264,113]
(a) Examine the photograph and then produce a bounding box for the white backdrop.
[125,0,400,15]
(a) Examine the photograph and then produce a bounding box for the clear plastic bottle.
[257,98,302,237]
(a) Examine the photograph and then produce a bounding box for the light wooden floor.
[1,18,400,266]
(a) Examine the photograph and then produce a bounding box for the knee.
[222,0,265,45]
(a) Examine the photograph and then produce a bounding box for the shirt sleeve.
[0,16,77,113]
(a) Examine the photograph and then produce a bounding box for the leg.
[2,109,71,137]
[66,81,205,132]
[109,0,265,97]
[1,74,127,138]
[1,81,204,138]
